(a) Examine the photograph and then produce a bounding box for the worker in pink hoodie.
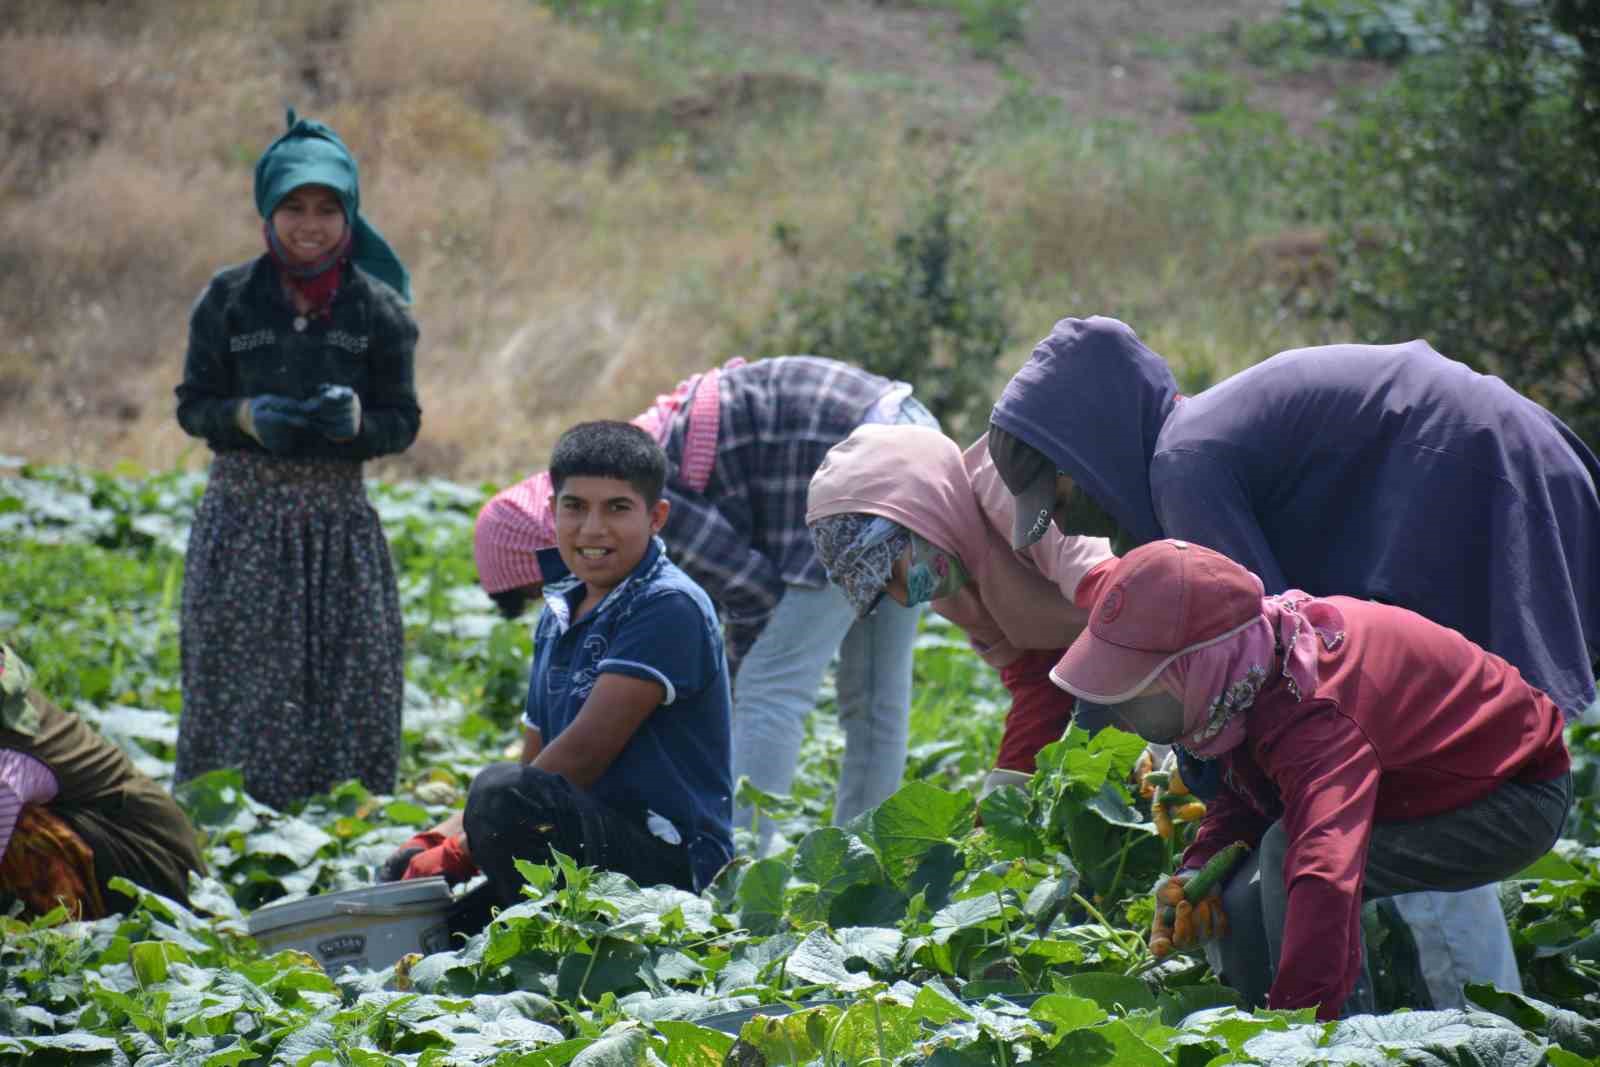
[806,424,1116,791]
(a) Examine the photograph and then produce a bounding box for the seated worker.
[474,356,935,854]
[1048,540,1571,1021]
[0,642,207,918]
[806,424,1116,793]
[382,422,733,933]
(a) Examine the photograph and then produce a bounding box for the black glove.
[239,395,315,454]
[377,844,428,883]
[311,383,362,442]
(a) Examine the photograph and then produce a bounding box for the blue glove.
[240,395,315,454]
[311,383,362,442]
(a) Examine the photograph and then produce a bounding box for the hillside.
[0,0,1385,481]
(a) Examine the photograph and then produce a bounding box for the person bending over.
[0,643,206,919]
[382,422,732,935]
[1048,540,1570,1020]
[806,424,1116,794]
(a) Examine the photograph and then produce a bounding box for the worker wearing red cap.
[1050,539,1571,1020]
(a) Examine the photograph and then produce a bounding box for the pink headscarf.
[1161,591,1347,758]
[631,358,744,492]
[473,472,555,594]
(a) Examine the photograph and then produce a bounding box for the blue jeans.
[731,583,921,855]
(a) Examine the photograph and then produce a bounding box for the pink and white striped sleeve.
[0,749,59,860]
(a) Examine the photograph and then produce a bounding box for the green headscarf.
[254,108,412,303]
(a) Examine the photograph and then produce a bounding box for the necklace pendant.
[293,315,308,333]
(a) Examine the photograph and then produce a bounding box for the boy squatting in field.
[0,643,206,919]
[472,356,938,856]
[379,422,733,936]
[1048,539,1572,1020]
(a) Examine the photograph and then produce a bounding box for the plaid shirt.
[660,357,897,665]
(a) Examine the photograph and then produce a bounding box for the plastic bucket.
[246,877,454,973]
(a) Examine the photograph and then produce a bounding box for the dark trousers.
[450,763,694,936]
[1208,771,1572,1015]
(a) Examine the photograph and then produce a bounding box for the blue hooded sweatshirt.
[991,315,1600,724]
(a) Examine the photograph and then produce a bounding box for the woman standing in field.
[173,110,420,810]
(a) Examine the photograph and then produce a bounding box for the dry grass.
[0,0,1324,481]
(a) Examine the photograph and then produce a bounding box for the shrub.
[1306,0,1600,448]
[753,172,1011,442]
[1175,68,1252,114]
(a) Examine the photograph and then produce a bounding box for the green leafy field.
[5,463,1600,1065]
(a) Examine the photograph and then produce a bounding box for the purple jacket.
[991,316,1600,720]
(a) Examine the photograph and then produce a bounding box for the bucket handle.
[334,901,441,918]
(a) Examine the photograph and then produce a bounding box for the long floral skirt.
[176,451,403,810]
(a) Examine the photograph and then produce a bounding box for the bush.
[1285,0,1452,60]
[1306,0,1600,448]
[754,173,1011,443]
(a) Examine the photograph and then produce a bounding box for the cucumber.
[1185,841,1251,900]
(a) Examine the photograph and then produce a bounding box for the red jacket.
[1181,597,1569,1019]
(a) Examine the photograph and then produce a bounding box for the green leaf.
[737,858,789,936]
[1062,747,1116,793]
[1053,972,1158,1014]
[1244,1010,1544,1067]
[822,996,924,1064]
[828,883,908,928]
[1157,984,1243,1026]
[1028,992,1107,1043]
[652,1020,733,1067]
[930,893,1004,944]
[383,800,433,827]
[784,928,878,993]
[911,981,973,1026]
[556,939,652,1001]
[793,827,884,899]
[735,1005,839,1065]
[1084,782,1147,829]
[870,781,974,884]
[1087,727,1148,780]
[131,940,191,985]
[570,1025,651,1066]
[835,926,903,972]
[1513,852,1588,880]
[1465,984,1600,1057]
[243,818,335,867]
[978,784,1043,860]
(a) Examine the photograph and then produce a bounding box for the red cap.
[1050,539,1263,702]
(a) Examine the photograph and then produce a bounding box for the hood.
[806,424,980,565]
[990,316,1178,546]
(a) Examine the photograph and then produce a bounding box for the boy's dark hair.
[548,420,667,504]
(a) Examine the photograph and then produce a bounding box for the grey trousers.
[1204,772,1572,1015]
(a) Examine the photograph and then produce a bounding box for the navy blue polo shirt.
[523,537,733,889]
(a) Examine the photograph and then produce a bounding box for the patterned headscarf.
[1164,591,1347,758]
[809,513,912,617]
[473,472,569,593]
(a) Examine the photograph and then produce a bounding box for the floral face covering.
[904,532,968,606]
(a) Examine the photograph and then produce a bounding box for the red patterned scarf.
[0,804,105,920]
[264,220,352,320]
